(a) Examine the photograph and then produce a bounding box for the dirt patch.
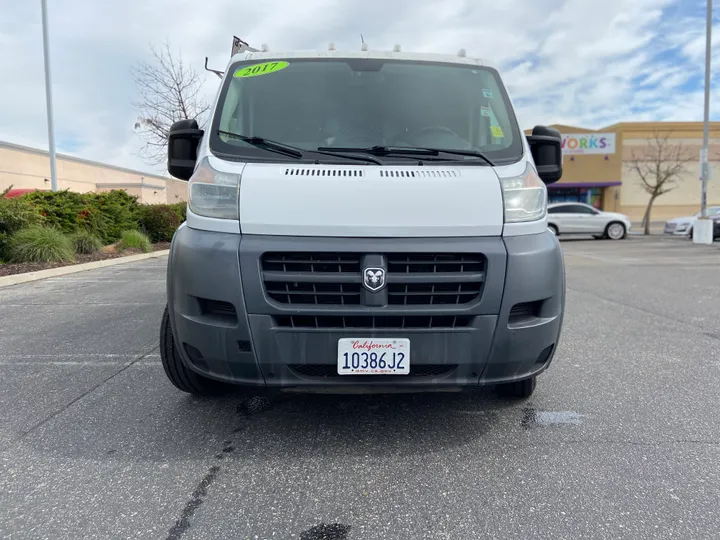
[0,243,170,278]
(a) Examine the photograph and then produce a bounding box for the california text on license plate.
[337,338,410,375]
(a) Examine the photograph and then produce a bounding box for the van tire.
[160,305,227,396]
[496,376,537,399]
[548,224,558,236]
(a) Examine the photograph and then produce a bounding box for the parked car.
[690,214,720,241]
[546,202,632,240]
[664,207,720,237]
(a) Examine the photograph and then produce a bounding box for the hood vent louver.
[285,168,364,177]
[283,167,460,178]
[380,169,458,178]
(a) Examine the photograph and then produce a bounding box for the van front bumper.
[165,225,565,392]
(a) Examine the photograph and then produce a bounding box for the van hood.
[237,163,505,237]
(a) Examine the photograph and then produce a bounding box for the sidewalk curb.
[0,250,170,289]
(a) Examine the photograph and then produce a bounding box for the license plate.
[337,338,410,375]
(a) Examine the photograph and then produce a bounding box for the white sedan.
[663,207,720,237]
[547,202,632,240]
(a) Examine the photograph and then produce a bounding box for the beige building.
[0,140,188,204]
[526,122,720,222]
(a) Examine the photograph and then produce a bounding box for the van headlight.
[188,157,240,220]
[499,163,547,223]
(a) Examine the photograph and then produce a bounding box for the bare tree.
[132,41,211,166]
[626,131,694,235]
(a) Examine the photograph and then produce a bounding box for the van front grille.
[273,315,474,329]
[261,252,485,308]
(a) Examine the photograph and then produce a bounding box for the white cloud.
[0,0,717,174]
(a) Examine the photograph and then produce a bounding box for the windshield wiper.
[316,146,495,166]
[311,149,383,165]
[217,130,382,164]
[217,130,304,158]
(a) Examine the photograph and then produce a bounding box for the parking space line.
[0,361,161,366]
[1,303,162,307]
[0,353,161,358]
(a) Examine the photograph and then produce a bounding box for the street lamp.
[40,0,58,192]
[695,0,714,244]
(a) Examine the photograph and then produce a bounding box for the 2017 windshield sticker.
[234,61,289,78]
[482,89,493,98]
[481,106,491,117]
[491,126,504,138]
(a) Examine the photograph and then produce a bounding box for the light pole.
[695,0,714,244]
[40,0,58,192]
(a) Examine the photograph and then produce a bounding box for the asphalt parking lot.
[1,235,719,540]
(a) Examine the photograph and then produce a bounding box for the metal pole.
[701,0,712,217]
[40,0,58,192]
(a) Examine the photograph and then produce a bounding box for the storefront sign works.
[561,133,616,155]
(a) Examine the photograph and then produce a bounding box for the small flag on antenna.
[232,36,258,56]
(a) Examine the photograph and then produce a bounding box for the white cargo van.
[160,46,566,399]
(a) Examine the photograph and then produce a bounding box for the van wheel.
[605,222,626,240]
[548,224,558,236]
[497,376,536,399]
[160,305,227,396]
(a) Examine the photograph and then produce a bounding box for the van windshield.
[209,57,524,164]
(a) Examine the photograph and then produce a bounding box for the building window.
[548,187,604,209]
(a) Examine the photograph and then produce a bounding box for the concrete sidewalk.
[630,221,666,235]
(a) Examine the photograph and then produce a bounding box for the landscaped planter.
[0,242,170,277]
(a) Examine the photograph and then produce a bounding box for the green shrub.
[117,230,152,253]
[0,191,45,259]
[6,226,75,263]
[169,202,187,222]
[88,190,141,243]
[23,189,139,244]
[70,230,103,254]
[23,189,101,233]
[137,204,183,242]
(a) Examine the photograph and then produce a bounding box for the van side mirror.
[526,125,563,184]
[167,119,204,180]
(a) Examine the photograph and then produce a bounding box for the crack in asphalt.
[165,465,222,540]
[0,345,160,453]
[164,395,274,540]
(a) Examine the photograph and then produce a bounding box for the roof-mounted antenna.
[261,43,269,52]
[360,34,368,51]
[393,44,401,52]
[457,48,467,57]
[328,42,336,51]
[204,57,224,79]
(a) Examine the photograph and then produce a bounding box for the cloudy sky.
[0,0,718,176]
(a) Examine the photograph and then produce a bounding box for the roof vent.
[393,44,401,52]
[328,42,336,51]
[361,42,368,51]
[458,48,467,57]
